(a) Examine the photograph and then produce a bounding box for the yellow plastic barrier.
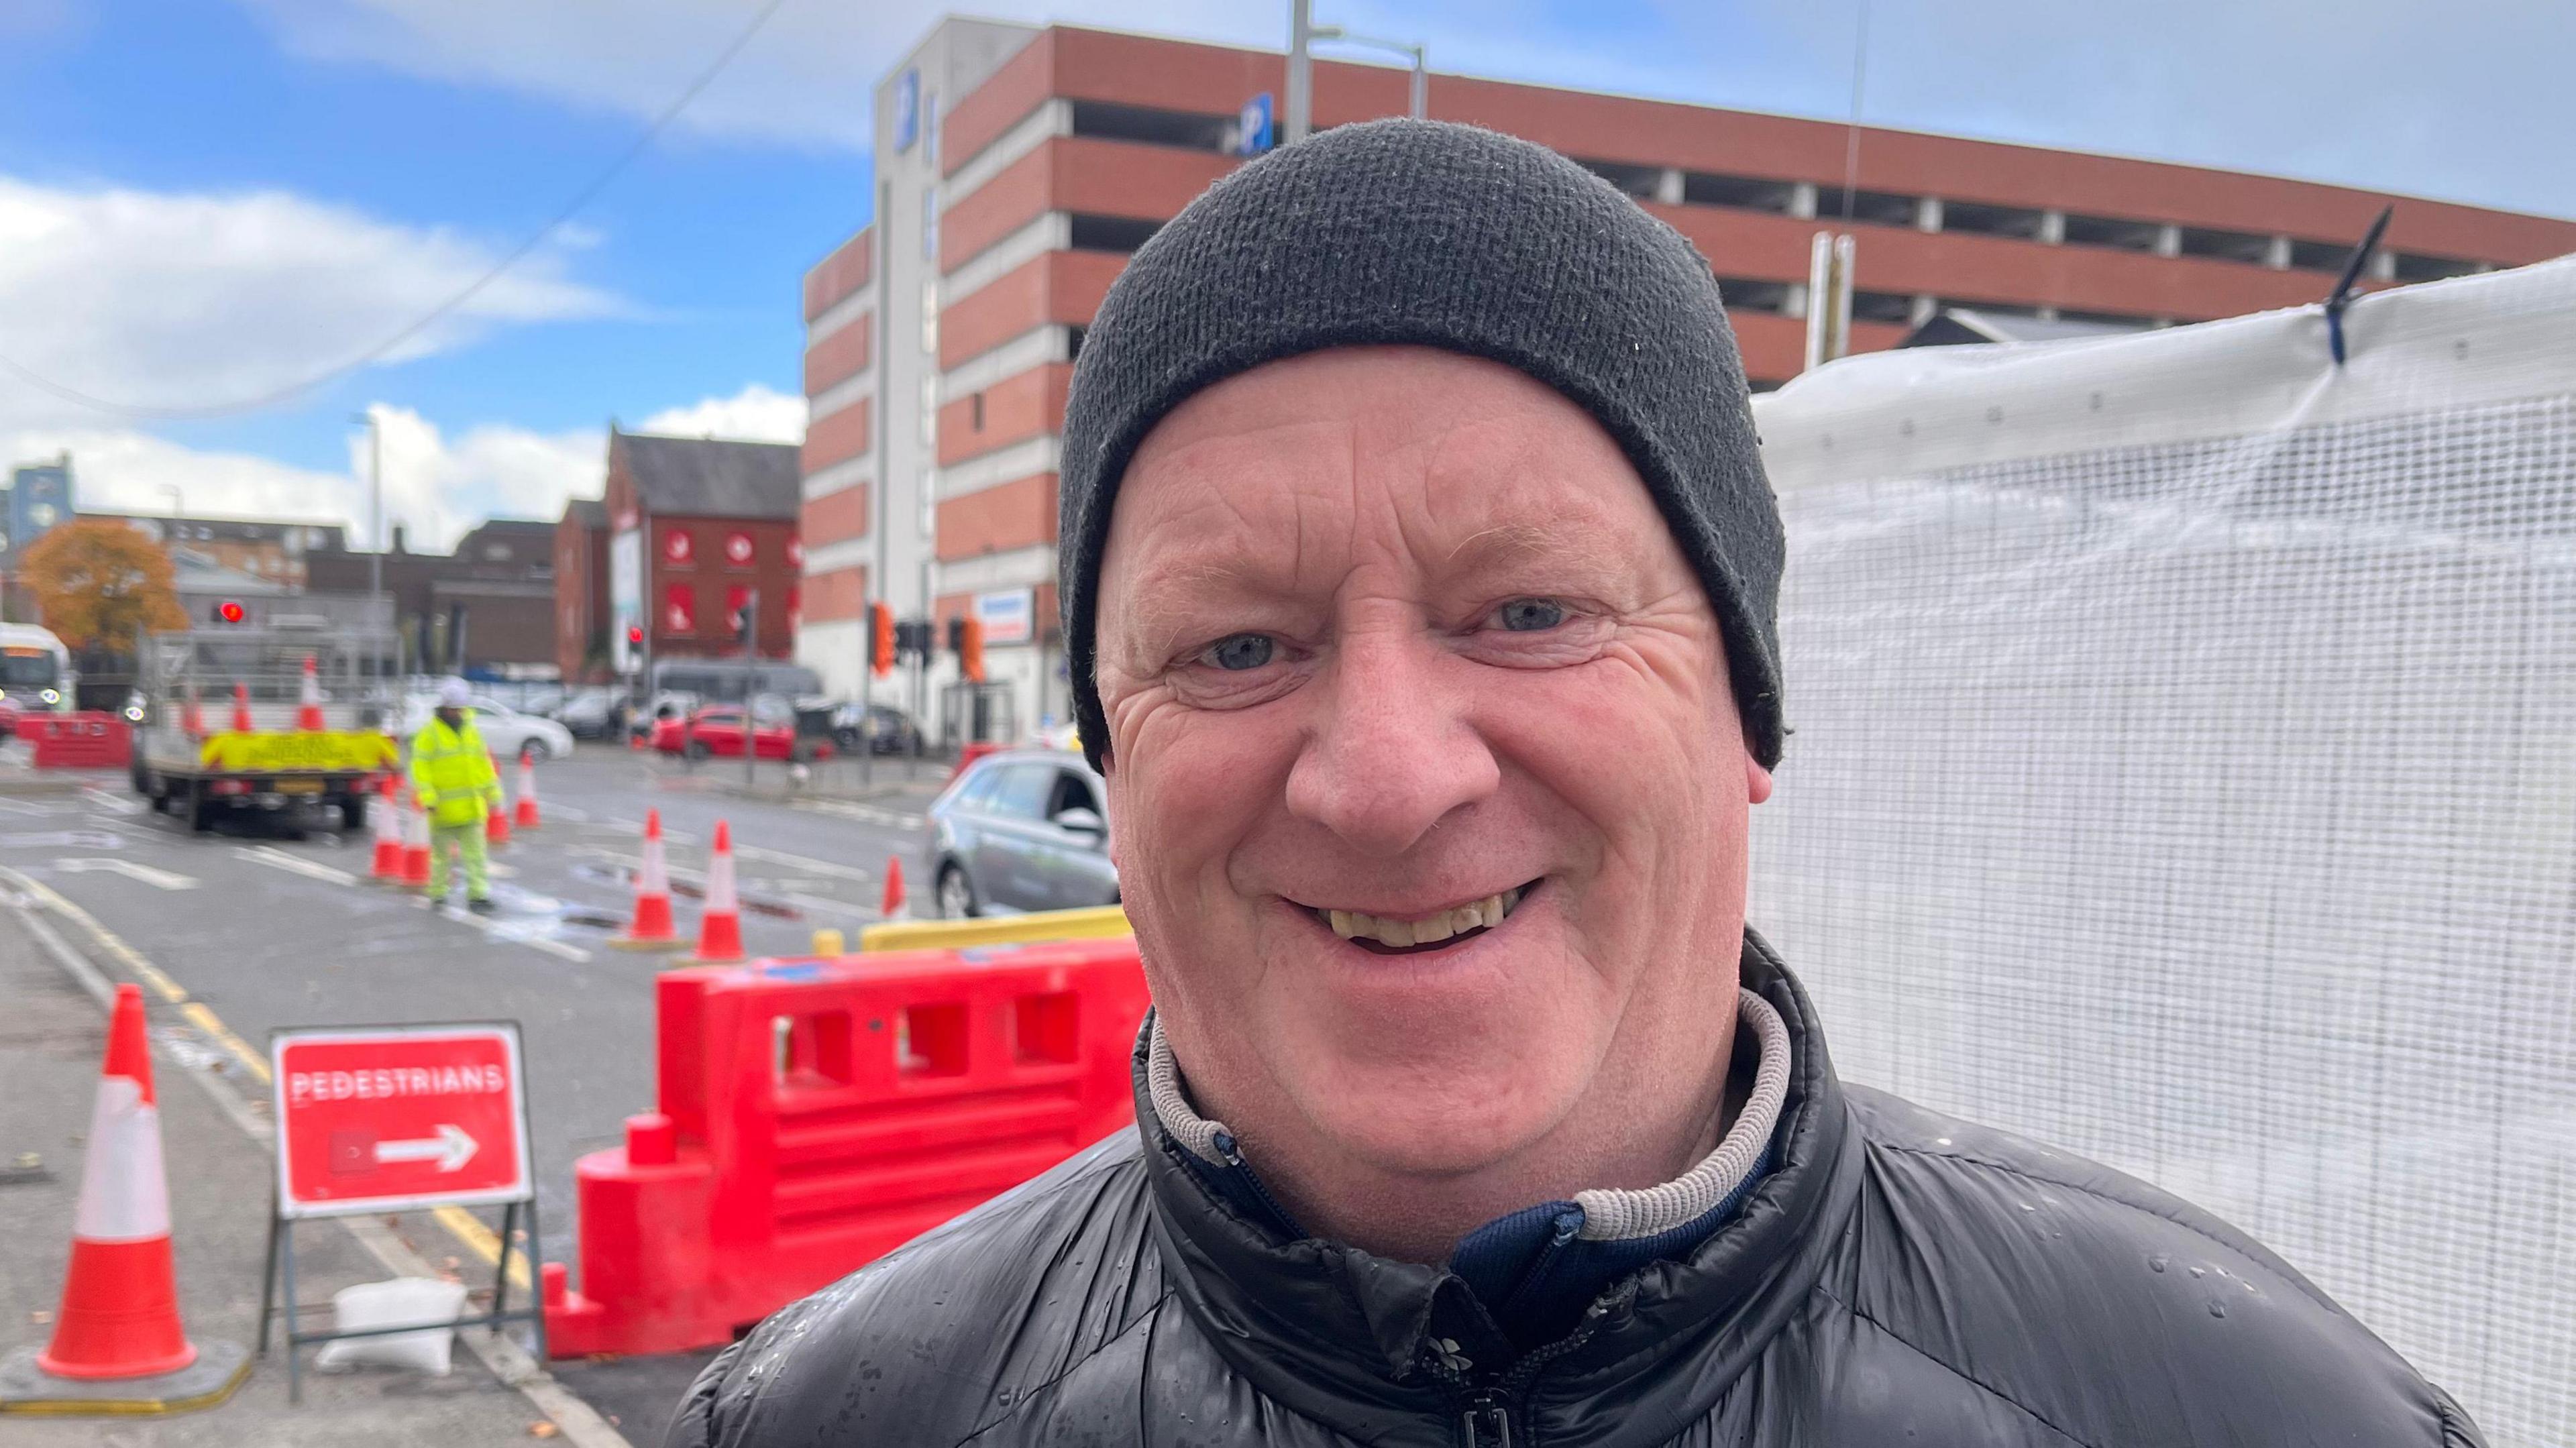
[859,905,1132,953]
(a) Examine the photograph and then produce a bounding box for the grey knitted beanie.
[1057,119,1784,771]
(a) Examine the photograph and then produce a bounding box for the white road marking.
[57,857,197,890]
[733,843,876,883]
[81,789,145,816]
[790,798,926,830]
[234,844,360,886]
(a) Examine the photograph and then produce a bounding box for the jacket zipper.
[1444,1303,1611,1447]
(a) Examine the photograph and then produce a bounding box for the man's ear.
[1746,755,1773,805]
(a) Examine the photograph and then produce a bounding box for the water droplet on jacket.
[2208,1301,2227,1319]
[2150,1255,2168,1272]
[2019,1202,2035,1212]
[2190,1266,2206,1278]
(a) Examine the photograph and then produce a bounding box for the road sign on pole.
[1234,92,1274,157]
[268,1023,533,1218]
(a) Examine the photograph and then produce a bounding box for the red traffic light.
[215,600,246,624]
[626,624,645,646]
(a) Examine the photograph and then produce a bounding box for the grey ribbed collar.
[1146,987,1792,1243]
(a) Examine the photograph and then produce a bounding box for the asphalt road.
[0,744,946,1439]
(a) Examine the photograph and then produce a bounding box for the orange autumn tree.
[20,518,189,653]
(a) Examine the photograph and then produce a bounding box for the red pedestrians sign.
[269,1023,533,1218]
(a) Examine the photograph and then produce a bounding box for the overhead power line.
[0,0,794,423]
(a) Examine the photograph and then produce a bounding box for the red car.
[658,704,831,763]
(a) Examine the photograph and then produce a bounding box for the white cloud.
[0,174,621,431]
[245,0,2576,216]
[636,382,805,443]
[7,382,795,554]
[244,0,1283,151]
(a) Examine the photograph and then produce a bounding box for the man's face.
[437,706,463,728]
[1096,347,1770,1191]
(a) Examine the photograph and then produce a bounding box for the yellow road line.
[433,1203,532,1291]
[13,875,191,1003]
[181,1001,271,1084]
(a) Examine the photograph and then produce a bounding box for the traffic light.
[626,623,645,648]
[212,600,246,624]
[960,615,986,684]
[733,589,759,647]
[869,602,896,677]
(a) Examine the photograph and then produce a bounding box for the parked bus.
[0,622,74,723]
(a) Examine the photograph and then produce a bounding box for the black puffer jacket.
[672,934,2479,1447]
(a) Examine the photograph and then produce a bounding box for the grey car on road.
[922,748,1117,917]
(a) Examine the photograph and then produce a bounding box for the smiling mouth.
[1299,881,1540,955]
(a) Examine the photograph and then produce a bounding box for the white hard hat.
[437,677,472,708]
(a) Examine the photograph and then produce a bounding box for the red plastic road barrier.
[542,935,1151,1357]
[23,714,131,769]
[947,740,1002,785]
[41,985,199,1378]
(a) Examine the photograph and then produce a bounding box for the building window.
[663,527,695,567]
[1067,214,1161,254]
[2175,225,2273,264]
[724,531,756,568]
[970,392,985,431]
[1065,99,1231,152]
[663,583,698,634]
[924,91,939,167]
[920,376,938,447]
[1574,157,1661,200]
[922,185,939,262]
[1684,173,1802,213]
[1821,188,1918,227]
[921,278,939,354]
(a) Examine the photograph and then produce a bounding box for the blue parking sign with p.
[1236,93,1273,157]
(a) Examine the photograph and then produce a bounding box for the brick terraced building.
[796,17,2576,728]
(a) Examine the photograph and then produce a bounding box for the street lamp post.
[1285,0,1315,144]
[1307,24,1428,120]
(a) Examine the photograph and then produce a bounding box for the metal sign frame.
[257,1021,544,1403]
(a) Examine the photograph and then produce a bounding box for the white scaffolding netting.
[1750,255,2576,1446]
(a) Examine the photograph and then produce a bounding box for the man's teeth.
[1325,888,1523,946]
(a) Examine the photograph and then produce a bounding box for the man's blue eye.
[1209,634,1274,671]
[1497,599,1564,632]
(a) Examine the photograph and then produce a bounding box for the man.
[408,677,500,915]
[676,123,2477,1446]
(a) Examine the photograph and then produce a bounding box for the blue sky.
[0,0,2567,548]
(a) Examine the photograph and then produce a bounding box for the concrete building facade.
[800,18,2576,737]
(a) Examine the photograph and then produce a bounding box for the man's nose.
[1284,631,1500,858]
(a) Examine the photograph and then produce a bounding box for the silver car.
[923,749,1117,917]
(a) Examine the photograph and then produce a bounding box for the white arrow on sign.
[372,1124,478,1172]
[57,858,197,891]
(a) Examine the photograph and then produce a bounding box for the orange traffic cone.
[368,776,402,883]
[229,683,252,734]
[611,810,680,950]
[40,985,194,1378]
[513,751,541,830]
[294,655,323,731]
[880,855,907,921]
[484,753,510,848]
[399,795,431,889]
[693,821,746,963]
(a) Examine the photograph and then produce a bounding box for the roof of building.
[564,498,607,528]
[616,430,800,520]
[1900,308,2148,349]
